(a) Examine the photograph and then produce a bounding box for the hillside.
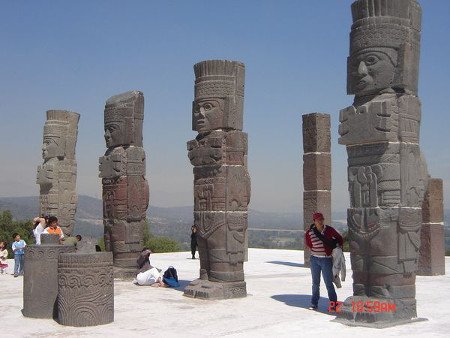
[1,196,448,251]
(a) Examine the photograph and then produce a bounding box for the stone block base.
[183,279,246,300]
[418,223,445,276]
[333,296,427,328]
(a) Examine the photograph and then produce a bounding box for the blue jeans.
[310,255,337,307]
[14,254,24,275]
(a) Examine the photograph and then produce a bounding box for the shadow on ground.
[266,261,305,268]
[173,279,191,292]
[272,294,335,315]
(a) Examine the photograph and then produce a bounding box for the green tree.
[0,210,34,257]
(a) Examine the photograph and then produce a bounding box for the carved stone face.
[350,49,396,96]
[104,122,124,148]
[192,99,225,132]
[42,136,61,160]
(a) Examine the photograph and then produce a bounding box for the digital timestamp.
[328,301,396,313]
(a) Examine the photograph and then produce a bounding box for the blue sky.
[0,0,449,212]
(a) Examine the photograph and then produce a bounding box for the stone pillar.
[37,110,80,236]
[302,113,331,267]
[337,0,429,326]
[99,91,149,278]
[184,60,251,300]
[418,178,445,275]
[22,234,75,319]
[57,252,114,326]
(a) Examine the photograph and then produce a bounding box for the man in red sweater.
[304,212,343,310]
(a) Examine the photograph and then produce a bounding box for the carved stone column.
[418,178,445,275]
[302,113,331,267]
[37,110,80,236]
[337,0,428,326]
[22,234,75,319]
[184,60,251,299]
[57,252,114,326]
[99,91,149,278]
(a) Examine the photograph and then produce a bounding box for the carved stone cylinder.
[57,252,114,326]
[302,113,331,267]
[22,237,75,319]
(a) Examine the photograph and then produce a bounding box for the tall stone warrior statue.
[338,0,428,325]
[99,91,149,276]
[184,60,251,299]
[37,110,80,236]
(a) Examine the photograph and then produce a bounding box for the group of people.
[133,248,179,288]
[0,215,82,278]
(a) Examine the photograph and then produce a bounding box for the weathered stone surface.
[57,252,114,326]
[76,236,98,253]
[41,233,60,245]
[303,153,331,191]
[422,178,444,223]
[185,60,250,299]
[192,60,245,132]
[302,113,331,153]
[22,242,75,319]
[418,224,445,276]
[418,178,445,276]
[37,110,80,236]
[303,191,332,229]
[302,113,332,267]
[337,0,428,326]
[100,91,149,278]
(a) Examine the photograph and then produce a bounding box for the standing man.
[12,233,26,277]
[304,212,343,310]
[190,225,198,259]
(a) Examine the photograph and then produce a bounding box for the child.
[0,241,8,274]
[11,233,26,277]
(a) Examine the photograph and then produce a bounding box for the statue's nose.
[358,61,368,76]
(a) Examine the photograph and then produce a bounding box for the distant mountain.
[1,196,448,242]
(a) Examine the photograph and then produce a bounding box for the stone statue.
[37,110,80,236]
[99,91,149,277]
[184,60,251,299]
[337,0,428,325]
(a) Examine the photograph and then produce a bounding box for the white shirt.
[33,223,45,245]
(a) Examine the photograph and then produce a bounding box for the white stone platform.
[1,249,449,337]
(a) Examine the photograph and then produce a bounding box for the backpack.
[163,266,179,287]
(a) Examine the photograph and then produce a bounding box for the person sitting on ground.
[0,241,9,274]
[42,216,65,240]
[133,248,166,287]
[32,215,48,245]
[62,234,82,246]
[11,233,26,277]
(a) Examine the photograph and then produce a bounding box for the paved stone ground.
[1,249,449,337]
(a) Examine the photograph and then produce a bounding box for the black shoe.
[308,305,318,310]
[13,274,18,278]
